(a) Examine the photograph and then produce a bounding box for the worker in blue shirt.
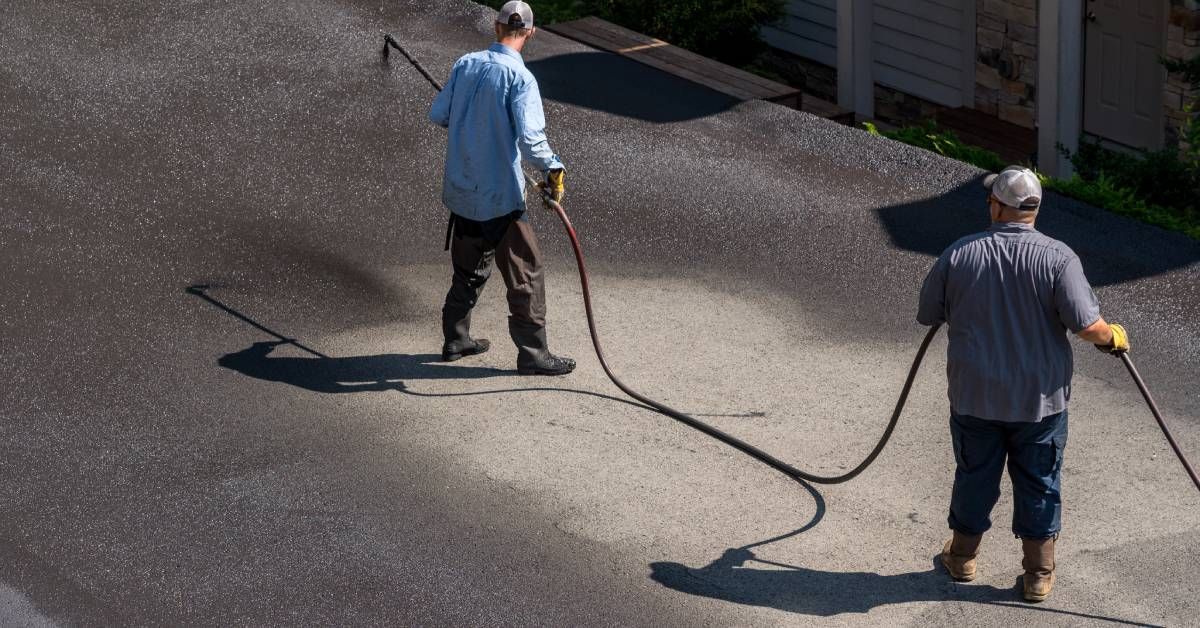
[429,1,574,376]
[918,167,1130,602]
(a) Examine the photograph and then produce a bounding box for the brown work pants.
[442,213,549,367]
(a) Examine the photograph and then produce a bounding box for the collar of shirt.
[989,221,1036,233]
[489,42,524,63]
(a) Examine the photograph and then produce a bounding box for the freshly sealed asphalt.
[2,0,1198,625]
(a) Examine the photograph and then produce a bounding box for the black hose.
[383,32,939,484]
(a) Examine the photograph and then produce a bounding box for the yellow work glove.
[540,168,565,204]
[1096,322,1130,354]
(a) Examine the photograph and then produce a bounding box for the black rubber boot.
[510,319,574,376]
[518,352,575,376]
[441,338,490,362]
[442,298,492,362]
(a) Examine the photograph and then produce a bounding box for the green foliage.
[862,121,1007,173]
[1161,50,1200,196]
[864,121,1200,240]
[1041,173,1200,240]
[1162,53,1200,174]
[478,0,785,67]
[1067,139,1198,215]
[1180,101,1200,173]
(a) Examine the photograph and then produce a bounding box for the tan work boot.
[1021,536,1056,602]
[940,531,983,581]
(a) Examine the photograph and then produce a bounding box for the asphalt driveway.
[2,0,1198,625]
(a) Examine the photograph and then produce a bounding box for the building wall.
[1165,1,1200,150]
[765,0,1196,155]
[761,0,838,68]
[974,0,1037,129]
[872,0,972,107]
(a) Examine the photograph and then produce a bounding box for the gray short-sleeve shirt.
[917,222,1101,422]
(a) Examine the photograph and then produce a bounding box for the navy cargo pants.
[948,410,1068,539]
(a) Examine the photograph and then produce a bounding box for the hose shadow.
[649,551,1157,626]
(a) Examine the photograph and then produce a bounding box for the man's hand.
[539,168,565,204]
[1095,322,1130,354]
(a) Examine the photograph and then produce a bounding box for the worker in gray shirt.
[917,166,1130,603]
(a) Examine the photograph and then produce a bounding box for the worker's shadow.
[650,549,1156,625]
[874,176,1199,287]
[216,338,649,409]
[217,340,504,394]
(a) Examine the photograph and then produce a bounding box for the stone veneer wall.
[756,47,838,105]
[872,84,945,125]
[975,0,1037,129]
[1165,1,1200,150]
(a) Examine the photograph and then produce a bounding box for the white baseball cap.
[497,1,534,28]
[984,166,1042,210]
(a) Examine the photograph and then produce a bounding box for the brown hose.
[1119,353,1200,491]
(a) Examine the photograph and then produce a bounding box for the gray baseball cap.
[984,166,1042,210]
[497,1,534,28]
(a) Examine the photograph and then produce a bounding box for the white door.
[1083,0,1166,149]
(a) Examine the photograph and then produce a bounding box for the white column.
[837,0,873,118]
[961,0,977,105]
[1037,0,1083,177]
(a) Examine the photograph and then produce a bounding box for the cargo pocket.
[1049,432,1067,475]
[950,417,967,469]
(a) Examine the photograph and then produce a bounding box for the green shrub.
[1041,173,1200,240]
[1180,101,1200,173]
[1067,140,1197,214]
[863,121,1007,173]
[864,121,1200,240]
[1162,54,1200,177]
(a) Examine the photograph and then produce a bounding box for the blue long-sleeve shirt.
[429,43,564,221]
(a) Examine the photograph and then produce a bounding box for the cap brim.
[983,173,999,190]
